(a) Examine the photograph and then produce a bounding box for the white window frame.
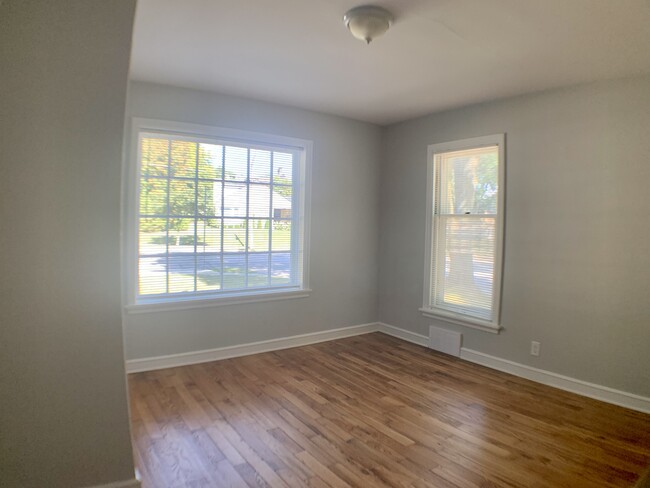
[123,118,312,313]
[420,134,505,333]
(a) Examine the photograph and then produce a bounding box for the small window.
[126,119,311,309]
[421,135,505,332]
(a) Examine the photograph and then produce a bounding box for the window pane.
[249,219,270,252]
[196,219,221,253]
[223,254,246,289]
[224,145,248,181]
[223,219,247,252]
[198,143,223,179]
[249,184,271,217]
[139,178,167,216]
[272,220,291,251]
[248,253,270,288]
[438,146,498,215]
[271,253,291,285]
[170,140,197,178]
[223,182,247,217]
[434,216,495,320]
[273,151,293,185]
[250,149,271,183]
[272,185,292,219]
[139,256,167,295]
[198,180,222,216]
[167,218,197,252]
[139,218,167,256]
[141,137,169,177]
[169,180,196,216]
[197,254,221,292]
[168,254,196,293]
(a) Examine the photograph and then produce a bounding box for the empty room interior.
[3,1,650,487]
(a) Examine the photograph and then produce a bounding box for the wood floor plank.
[129,332,650,487]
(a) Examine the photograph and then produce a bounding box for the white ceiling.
[130,0,650,125]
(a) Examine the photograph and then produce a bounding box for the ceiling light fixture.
[343,5,393,44]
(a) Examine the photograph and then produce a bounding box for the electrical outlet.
[530,341,541,357]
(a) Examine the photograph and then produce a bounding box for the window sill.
[125,288,311,314]
[419,307,502,334]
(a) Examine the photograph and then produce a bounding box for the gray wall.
[379,76,650,397]
[0,1,137,487]
[124,82,381,360]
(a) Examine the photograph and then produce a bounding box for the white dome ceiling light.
[343,5,393,44]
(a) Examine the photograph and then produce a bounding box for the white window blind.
[423,135,504,330]
[134,129,307,304]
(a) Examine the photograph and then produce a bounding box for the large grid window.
[421,135,505,331]
[130,123,309,306]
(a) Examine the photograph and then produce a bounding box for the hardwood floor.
[128,333,650,487]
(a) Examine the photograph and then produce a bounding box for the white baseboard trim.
[459,348,650,414]
[86,478,140,488]
[126,320,650,414]
[376,322,429,347]
[126,322,379,373]
[377,322,650,414]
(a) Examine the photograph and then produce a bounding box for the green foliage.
[475,153,498,214]
[450,153,498,215]
[140,139,224,232]
[273,176,292,199]
[179,235,204,246]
